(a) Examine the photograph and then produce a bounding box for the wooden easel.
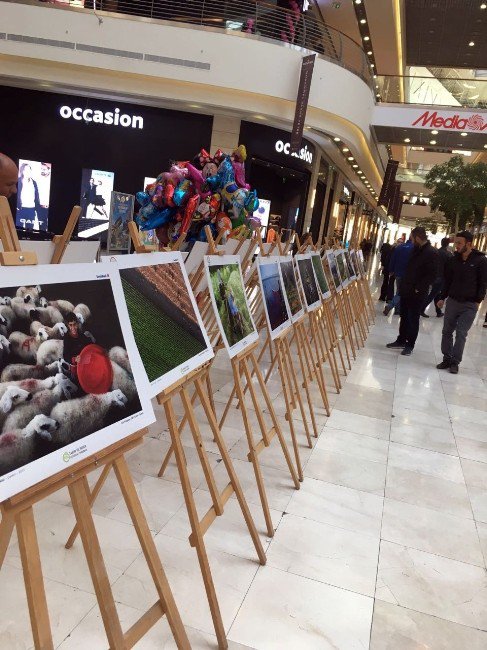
[67,226,266,649]
[0,196,190,649]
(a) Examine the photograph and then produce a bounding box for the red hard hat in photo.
[77,344,113,395]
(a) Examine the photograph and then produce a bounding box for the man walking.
[421,237,452,318]
[386,227,437,356]
[383,237,413,316]
[436,231,487,374]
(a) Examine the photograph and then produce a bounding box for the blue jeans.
[386,277,401,311]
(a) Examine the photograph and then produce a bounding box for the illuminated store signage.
[412,110,486,132]
[275,140,313,163]
[59,105,144,129]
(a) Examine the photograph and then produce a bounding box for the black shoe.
[436,311,444,318]
[420,312,429,318]
[383,305,392,316]
[386,340,405,349]
[449,363,459,374]
[401,346,413,356]
[483,322,487,329]
[436,360,451,370]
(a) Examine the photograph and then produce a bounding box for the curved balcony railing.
[6,0,374,87]
[377,74,487,109]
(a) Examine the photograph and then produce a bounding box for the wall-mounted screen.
[78,169,115,239]
[16,160,52,232]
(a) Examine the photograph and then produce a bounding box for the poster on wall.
[107,192,134,253]
[205,255,258,358]
[279,257,304,322]
[311,253,331,300]
[112,252,214,397]
[325,250,342,292]
[253,198,271,228]
[0,262,154,501]
[78,169,115,239]
[296,253,321,311]
[256,257,291,340]
[16,160,52,232]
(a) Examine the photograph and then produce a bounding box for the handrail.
[4,0,375,88]
[377,74,487,109]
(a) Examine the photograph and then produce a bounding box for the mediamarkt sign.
[412,110,487,131]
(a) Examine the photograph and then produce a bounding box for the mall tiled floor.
[2,286,487,649]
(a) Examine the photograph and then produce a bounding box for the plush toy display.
[135,145,261,245]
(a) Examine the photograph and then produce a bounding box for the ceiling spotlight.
[364,36,370,41]
[461,132,468,136]
[430,140,436,145]
[404,138,410,143]
[352,164,358,168]
[431,130,438,134]
[348,156,354,160]
[469,41,475,46]
[355,0,362,4]
[360,19,367,24]
[484,144,487,148]
[367,50,373,55]
[343,147,349,152]
[481,3,487,9]
[333,137,340,141]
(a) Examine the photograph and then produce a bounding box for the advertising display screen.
[16,160,52,232]
[78,169,115,239]
[253,198,271,228]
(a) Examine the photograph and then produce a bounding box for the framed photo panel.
[335,250,350,288]
[325,250,342,292]
[279,257,304,323]
[311,253,331,300]
[295,254,322,312]
[205,255,259,358]
[256,257,292,340]
[111,252,214,397]
[0,262,154,501]
[344,250,357,281]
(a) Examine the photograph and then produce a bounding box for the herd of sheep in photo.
[0,284,138,476]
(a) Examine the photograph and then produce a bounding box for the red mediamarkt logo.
[412,110,487,131]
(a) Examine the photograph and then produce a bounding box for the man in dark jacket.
[436,231,487,374]
[421,237,452,318]
[379,241,393,301]
[386,227,437,356]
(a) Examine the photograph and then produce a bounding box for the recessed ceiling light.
[431,130,438,134]
[360,19,367,24]
[461,132,468,136]
[469,41,475,46]
[404,138,410,142]
[367,50,373,55]
[430,140,436,145]
[355,0,362,4]
[481,3,487,9]
[364,36,370,41]
[352,164,358,168]
[484,144,487,148]
[333,137,340,141]
[343,147,349,152]
[348,156,354,160]
[370,63,375,68]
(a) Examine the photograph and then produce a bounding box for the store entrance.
[247,158,310,239]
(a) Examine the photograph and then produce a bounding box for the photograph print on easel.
[311,253,331,300]
[0,262,153,501]
[256,257,291,340]
[296,254,321,312]
[325,250,342,292]
[205,255,258,358]
[112,252,214,396]
[335,250,350,287]
[279,257,304,322]
[344,250,357,281]
[350,249,361,279]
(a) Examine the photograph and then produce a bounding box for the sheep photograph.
[114,253,213,396]
[0,273,145,497]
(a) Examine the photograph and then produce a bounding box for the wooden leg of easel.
[65,462,112,549]
[112,456,191,650]
[337,295,352,370]
[241,358,271,447]
[328,299,347,379]
[16,507,54,650]
[249,352,300,490]
[68,477,126,649]
[157,389,197,478]
[295,322,325,432]
[284,336,317,441]
[163,395,228,649]
[194,376,266,565]
[318,310,342,394]
[0,510,15,568]
[275,339,303,481]
[322,304,343,390]
[232,357,274,538]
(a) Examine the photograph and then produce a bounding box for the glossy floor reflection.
[1,281,487,649]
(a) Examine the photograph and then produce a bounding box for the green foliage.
[415,217,448,236]
[209,264,254,346]
[424,155,487,232]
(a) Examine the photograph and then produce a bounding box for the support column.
[302,153,321,234]
[210,115,241,155]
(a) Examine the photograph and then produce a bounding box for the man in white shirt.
[0,153,18,199]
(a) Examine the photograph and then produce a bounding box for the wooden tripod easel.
[0,196,190,649]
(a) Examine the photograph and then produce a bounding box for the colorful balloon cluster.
[135,145,261,245]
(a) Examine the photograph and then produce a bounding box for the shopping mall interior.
[0,0,486,648]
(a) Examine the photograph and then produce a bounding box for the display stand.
[0,196,190,650]
[50,205,82,264]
